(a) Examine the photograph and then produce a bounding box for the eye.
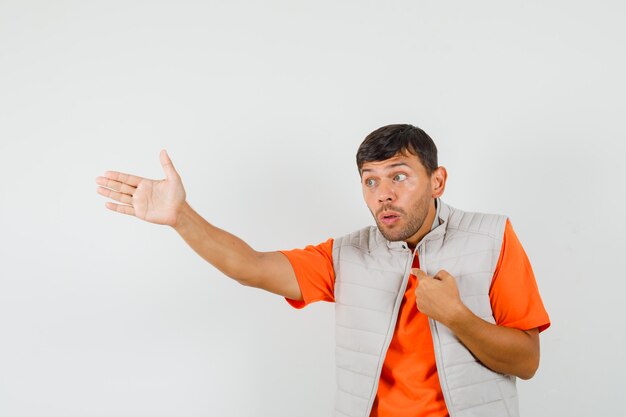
[394,173,408,182]
[364,178,377,187]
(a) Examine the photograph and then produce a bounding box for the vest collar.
[423,198,450,242]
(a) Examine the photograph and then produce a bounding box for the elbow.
[517,356,540,380]
[517,369,536,381]
[516,328,541,380]
[227,270,260,288]
[222,251,264,288]
[236,275,260,288]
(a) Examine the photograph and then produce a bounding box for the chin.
[377,225,408,242]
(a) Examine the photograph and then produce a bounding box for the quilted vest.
[332,199,518,417]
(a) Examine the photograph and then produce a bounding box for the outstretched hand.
[95,149,187,227]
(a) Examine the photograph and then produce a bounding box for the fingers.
[412,269,452,281]
[96,171,137,218]
[100,170,144,187]
[95,176,136,196]
[97,186,133,205]
[412,268,429,280]
[160,149,180,180]
[104,201,135,216]
[434,270,452,281]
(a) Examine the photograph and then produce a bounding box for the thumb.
[412,268,429,281]
[434,270,452,281]
[160,149,180,180]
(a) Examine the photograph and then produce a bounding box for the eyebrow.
[360,162,411,174]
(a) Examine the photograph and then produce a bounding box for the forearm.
[446,305,540,380]
[170,202,301,299]
[171,201,263,284]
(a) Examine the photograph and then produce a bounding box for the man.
[96,124,549,417]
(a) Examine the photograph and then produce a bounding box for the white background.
[1,1,625,416]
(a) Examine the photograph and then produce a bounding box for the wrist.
[172,201,193,230]
[444,301,473,329]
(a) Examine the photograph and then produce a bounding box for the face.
[360,152,446,245]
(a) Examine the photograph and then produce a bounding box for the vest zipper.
[364,245,414,417]
[420,241,456,417]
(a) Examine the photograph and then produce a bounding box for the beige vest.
[332,200,518,417]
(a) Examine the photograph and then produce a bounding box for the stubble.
[373,194,432,242]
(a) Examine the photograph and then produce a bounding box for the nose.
[377,180,396,203]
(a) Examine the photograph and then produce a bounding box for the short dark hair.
[356,124,438,175]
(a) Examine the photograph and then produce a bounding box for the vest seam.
[446,224,502,239]
[337,238,382,251]
[336,385,371,400]
[440,360,483,369]
[442,336,503,347]
[335,301,393,314]
[336,343,380,358]
[434,248,495,262]
[336,322,386,336]
[338,258,405,274]
[336,280,398,295]
[455,396,516,412]
[459,293,490,299]
[336,363,377,379]
[339,238,406,253]
[440,339,462,347]
[448,376,509,391]
[476,213,485,232]
[494,379,514,417]
[449,270,495,277]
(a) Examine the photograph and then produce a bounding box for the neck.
[406,199,437,249]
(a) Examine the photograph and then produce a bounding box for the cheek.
[363,193,377,212]
[398,181,420,196]
[402,183,429,203]
[361,188,373,202]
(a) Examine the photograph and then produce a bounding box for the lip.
[378,211,402,225]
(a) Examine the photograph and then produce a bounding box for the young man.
[96,124,549,417]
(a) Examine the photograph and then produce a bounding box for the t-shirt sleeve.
[279,238,335,309]
[489,219,551,332]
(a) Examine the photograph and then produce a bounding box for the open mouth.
[379,212,401,225]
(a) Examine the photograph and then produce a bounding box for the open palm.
[96,150,187,226]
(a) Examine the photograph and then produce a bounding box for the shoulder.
[443,202,508,241]
[333,226,386,252]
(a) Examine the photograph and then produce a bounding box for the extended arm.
[172,202,301,299]
[414,269,540,380]
[96,150,302,300]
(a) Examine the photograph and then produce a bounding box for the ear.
[431,166,447,198]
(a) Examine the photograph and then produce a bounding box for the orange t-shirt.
[281,220,550,417]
